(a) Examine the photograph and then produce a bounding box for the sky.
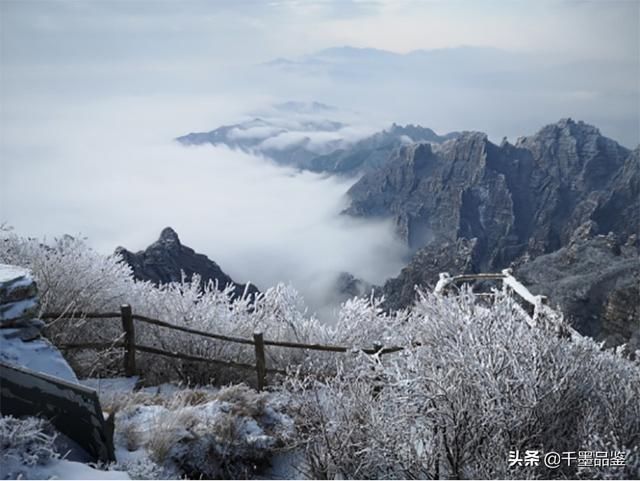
[1,0,638,315]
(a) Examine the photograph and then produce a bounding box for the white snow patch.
[0,331,78,382]
[0,264,31,284]
[2,457,130,480]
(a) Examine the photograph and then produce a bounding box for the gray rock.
[0,264,39,325]
[0,298,39,324]
[345,119,638,269]
[299,124,460,174]
[515,228,639,352]
[381,238,480,311]
[360,120,638,348]
[0,264,37,305]
[116,227,259,300]
[334,272,375,300]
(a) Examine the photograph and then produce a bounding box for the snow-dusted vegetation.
[0,230,339,382]
[1,229,639,479]
[285,292,640,479]
[107,384,294,479]
[0,416,128,480]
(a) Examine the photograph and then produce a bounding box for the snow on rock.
[0,328,78,383]
[0,264,34,293]
[0,298,39,324]
[0,263,78,382]
[0,264,38,325]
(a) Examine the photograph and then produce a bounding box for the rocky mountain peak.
[116,228,259,300]
[346,119,637,265]
[158,227,181,248]
[516,118,608,157]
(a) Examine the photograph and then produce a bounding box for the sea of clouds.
[1,94,408,319]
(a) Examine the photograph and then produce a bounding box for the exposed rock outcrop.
[358,120,639,348]
[345,119,638,269]
[0,264,40,330]
[0,264,77,381]
[380,238,480,312]
[301,124,460,174]
[515,226,639,352]
[116,228,259,300]
[334,272,375,300]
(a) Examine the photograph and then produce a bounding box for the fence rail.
[42,270,564,389]
[42,306,401,389]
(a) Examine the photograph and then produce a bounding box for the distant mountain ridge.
[304,124,460,174]
[174,114,638,349]
[176,116,459,175]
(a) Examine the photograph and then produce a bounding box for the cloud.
[227,125,285,140]
[0,95,408,319]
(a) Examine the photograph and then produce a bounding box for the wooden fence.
[42,306,403,390]
[42,270,568,390]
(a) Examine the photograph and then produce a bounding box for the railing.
[42,270,574,390]
[42,306,403,390]
[433,268,565,330]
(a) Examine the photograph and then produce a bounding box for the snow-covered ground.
[2,379,300,480]
[2,456,131,480]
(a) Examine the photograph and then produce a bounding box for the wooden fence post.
[120,304,136,377]
[253,332,266,391]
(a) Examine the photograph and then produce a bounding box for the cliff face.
[116,228,259,300]
[514,226,639,352]
[380,238,480,312]
[345,119,639,271]
[347,119,639,348]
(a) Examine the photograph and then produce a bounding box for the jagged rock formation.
[176,117,459,174]
[116,228,259,300]
[301,124,459,174]
[359,120,639,348]
[176,117,343,170]
[0,264,39,330]
[334,272,374,300]
[346,119,639,268]
[380,238,480,312]
[515,224,639,352]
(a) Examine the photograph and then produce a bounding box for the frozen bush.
[112,384,294,479]
[285,290,640,479]
[0,416,59,472]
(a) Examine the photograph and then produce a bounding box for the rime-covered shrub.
[0,231,341,382]
[0,416,59,472]
[286,290,640,480]
[113,384,294,479]
[4,229,638,479]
